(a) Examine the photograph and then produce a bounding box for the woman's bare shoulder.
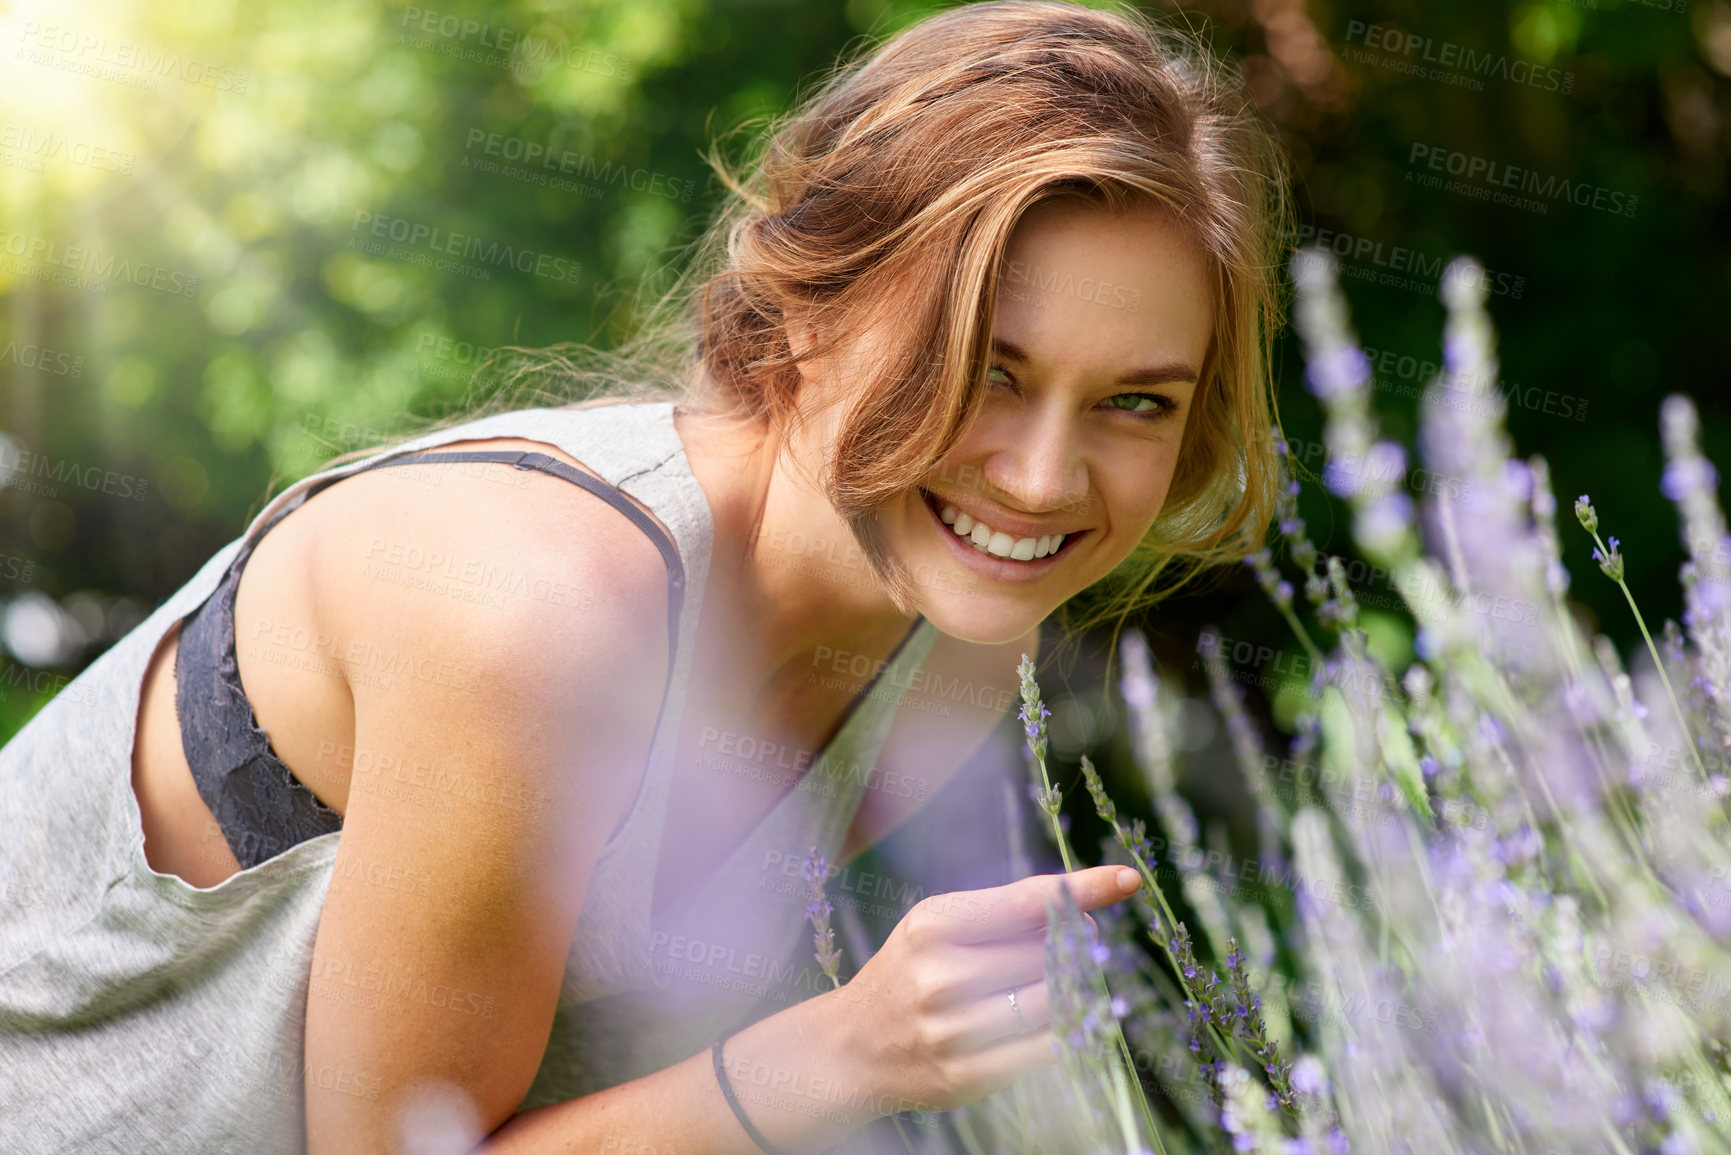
[295,434,678,611]
[228,434,675,813]
[246,433,678,705]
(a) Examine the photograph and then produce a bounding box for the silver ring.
[1007,985,1031,1034]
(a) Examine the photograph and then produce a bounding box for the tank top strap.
[283,402,711,600]
[223,402,715,998]
[237,402,709,701]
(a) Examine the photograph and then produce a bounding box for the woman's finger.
[982,976,1051,1047]
[920,866,1141,946]
[947,1016,1061,1100]
[941,933,1047,1000]
[927,974,1053,1052]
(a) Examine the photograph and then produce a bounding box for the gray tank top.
[0,400,938,1152]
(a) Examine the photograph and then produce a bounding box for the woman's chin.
[914,593,1049,647]
[883,544,1068,644]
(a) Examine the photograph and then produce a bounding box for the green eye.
[1108,393,1165,414]
[985,364,1013,386]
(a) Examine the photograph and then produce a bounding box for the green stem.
[1035,751,1077,873]
[1275,598,1327,668]
[1031,747,1165,1148]
[889,1112,919,1154]
[1121,847,1239,1065]
[1591,529,1711,784]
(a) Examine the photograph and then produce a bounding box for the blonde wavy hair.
[316,0,1293,655]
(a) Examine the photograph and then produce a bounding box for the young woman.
[0,2,1287,1151]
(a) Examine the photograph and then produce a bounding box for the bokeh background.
[1,0,1728,870]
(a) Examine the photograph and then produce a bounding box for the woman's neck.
[672,401,920,699]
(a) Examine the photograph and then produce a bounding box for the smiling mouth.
[919,488,1081,562]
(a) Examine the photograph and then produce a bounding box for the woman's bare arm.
[483,864,1144,1154]
[299,465,690,1153]
[294,463,1115,1153]
[481,983,895,1153]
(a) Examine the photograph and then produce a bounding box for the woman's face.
[876,197,1218,644]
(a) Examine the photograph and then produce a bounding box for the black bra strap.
[280,448,687,676]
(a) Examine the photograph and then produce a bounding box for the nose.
[979,409,1089,515]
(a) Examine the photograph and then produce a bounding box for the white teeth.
[934,495,1067,563]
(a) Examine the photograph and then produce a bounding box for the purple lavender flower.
[1019,655,1078,872]
[1290,1056,1328,1096]
[1662,457,1718,502]
[1044,884,1123,1064]
[799,846,842,987]
[1304,344,1371,401]
[1592,536,1625,582]
[1017,698,1051,746]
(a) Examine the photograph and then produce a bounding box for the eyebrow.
[990,337,1198,387]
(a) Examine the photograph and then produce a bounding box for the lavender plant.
[941,247,1731,1155]
[801,846,843,988]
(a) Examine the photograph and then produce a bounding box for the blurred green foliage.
[1,0,1727,771]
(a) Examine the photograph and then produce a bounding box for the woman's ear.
[783,297,813,364]
[782,298,830,401]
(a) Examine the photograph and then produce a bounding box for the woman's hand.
[831,864,1141,1114]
